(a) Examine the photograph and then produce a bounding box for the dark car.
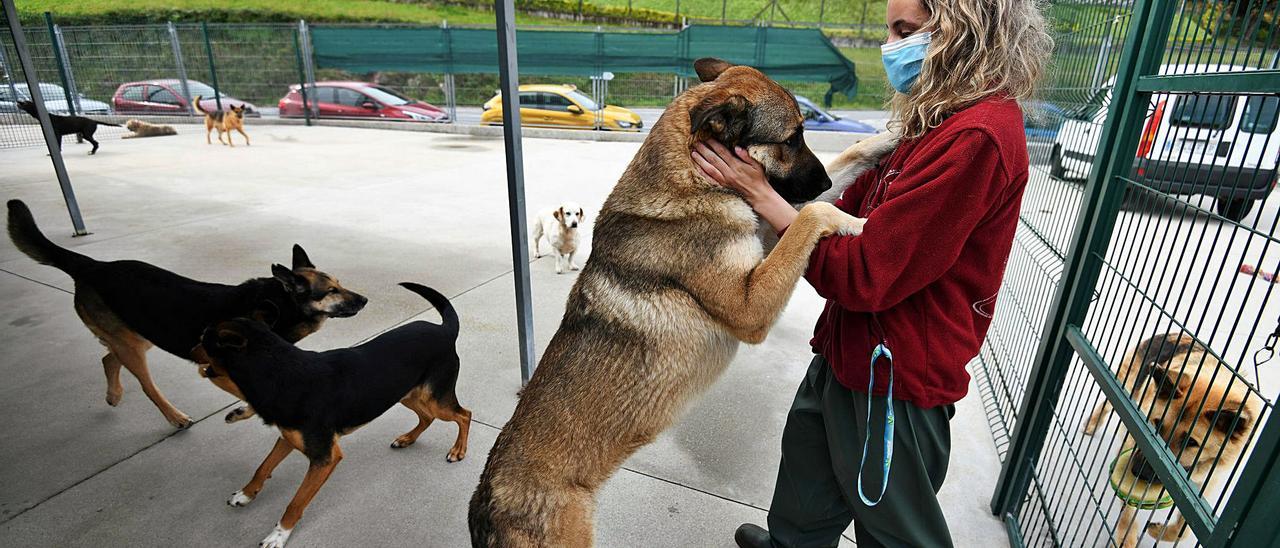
[113,80,257,116]
[796,95,877,133]
[279,81,447,121]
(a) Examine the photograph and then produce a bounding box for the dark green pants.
[766,355,954,548]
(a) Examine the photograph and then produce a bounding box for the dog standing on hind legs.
[1082,333,1261,547]
[192,282,471,548]
[468,58,894,547]
[194,95,250,147]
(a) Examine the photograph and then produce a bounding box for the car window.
[542,92,574,112]
[517,92,540,108]
[310,86,334,103]
[366,86,411,106]
[334,88,367,107]
[563,89,599,111]
[184,81,217,97]
[1241,95,1279,135]
[799,102,820,120]
[148,87,181,105]
[121,85,144,101]
[1169,94,1238,130]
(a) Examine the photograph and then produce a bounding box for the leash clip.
[856,342,895,507]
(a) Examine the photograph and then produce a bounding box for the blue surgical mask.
[881,31,932,94]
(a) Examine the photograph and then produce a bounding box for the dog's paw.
[259,523,292,548]
[168,413,194,429]
[834,217,866,237]
[570,263,581,271]
[801,202,858,238]
[225,406,253,424]
[105,390,123,407]
[228,490,254,507]
[1146,522,1184,542]
[390,435,417,449]
[1082,419,1099,436]
[447,447,466,463]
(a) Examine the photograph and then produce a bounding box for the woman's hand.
[692,139,799,233]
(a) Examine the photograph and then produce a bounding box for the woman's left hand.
[692,139,777,204]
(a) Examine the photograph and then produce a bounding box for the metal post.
[1090,34,1112,90]
[298,20,318,120]
[5,0,87,235]
[675,0,680,24]
[721,0,727,25]
[52,25,81,115]
[167,22,192,109]
[43,12,75,116]
[200,21,222,111]
[442,19,457,124]
[292,23,311,127]
[989,0,1177,520]
[0,34,22,110]
[494,0,537,385]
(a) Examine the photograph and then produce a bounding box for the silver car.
[0,82,113,115]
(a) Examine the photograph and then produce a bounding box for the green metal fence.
[977,1,1279,546]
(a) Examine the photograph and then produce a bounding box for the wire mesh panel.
[985,1,1280,546]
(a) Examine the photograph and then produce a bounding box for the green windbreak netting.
[311,24,858,100]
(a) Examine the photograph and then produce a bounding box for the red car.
[279,81,447,121]
[113,79,257,115]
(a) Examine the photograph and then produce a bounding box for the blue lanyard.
[856,342,895,507]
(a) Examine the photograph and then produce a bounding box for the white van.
[1051,64,1280,221]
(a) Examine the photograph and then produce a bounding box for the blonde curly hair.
[890,0,1054,139]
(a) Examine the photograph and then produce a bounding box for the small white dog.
[532,202,585,274]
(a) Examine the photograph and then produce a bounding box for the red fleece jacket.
[806,96,1028,409]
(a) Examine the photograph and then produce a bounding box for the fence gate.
[976,1,1280,546]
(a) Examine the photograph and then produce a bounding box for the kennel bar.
[494,0,537,384]
[51,25,81,115]
[167,22,193,106]
[291,25,311,127]
[2,0,86,235]
[200,21,222,111]
[42,12,74,117]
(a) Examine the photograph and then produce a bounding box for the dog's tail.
[93,120,122,127]
[399,282,459,337]
[192,95,209,115]
[7,200,94,275]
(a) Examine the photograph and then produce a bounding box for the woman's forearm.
[750,192,800,234]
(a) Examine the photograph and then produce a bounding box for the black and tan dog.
[192,282,471,548]
[194,95,250,147]
[17,100,120,155]
[6,199,366,428]
[469,58,893,546]
[1083,333,1262,547]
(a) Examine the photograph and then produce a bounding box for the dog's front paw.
[835,217,866,237]
[570,263,581,271]
[105,389,123,407]
[801,202,859,238]
[167,412,194,429]
[259,523,292,548]
[1146,521,1185,542]
[225,406,253,424]
[228,490,254,507]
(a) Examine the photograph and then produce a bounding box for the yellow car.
[481,84,643,131]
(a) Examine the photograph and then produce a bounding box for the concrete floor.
[0,125,1007,547]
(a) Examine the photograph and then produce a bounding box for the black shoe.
[735,523,773,548]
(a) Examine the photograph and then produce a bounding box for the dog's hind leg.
[205,125,213,145]
[532,224,545,257]
[102,352,124,406]
[426,392,472,463]
[229,436,294,507]
[391,389,436,449]
[113,342,192,428]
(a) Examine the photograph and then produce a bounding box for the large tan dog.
[1083,333,1262,548]
[468,58,896,547]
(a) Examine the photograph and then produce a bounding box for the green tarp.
[311,24,858,101]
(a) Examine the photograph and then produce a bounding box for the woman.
[692,1,1052,546]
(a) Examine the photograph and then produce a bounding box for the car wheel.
[1215,197,1255,222]
[1049,144,1067,180]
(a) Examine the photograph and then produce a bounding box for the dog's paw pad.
[228,490,254,507]
[225,407,251,424]
[259,524,292,548]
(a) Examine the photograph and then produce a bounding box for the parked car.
[481,84,642,131]
[1023,100,1065,141]
[795,95,876,133]
[278,81,447,121]
[1052,64,1280,221]
[112,79,257,116]
[0,83,112,115]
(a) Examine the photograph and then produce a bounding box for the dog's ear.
[694,58,735,82]
[272,264,306,293]
[215,327,248,350]
[690,93,751,147]
[554,208,563,222]
[1149,364,1191,400]
[291,244,314,270]
[1207,405,1254,440]
[251,300,281,328]
[578,207,586,220]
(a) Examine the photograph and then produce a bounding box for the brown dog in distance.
[194,95,250,147]
[1084,333,1262,547]
[122,119,177,138]
[468,58,896,547]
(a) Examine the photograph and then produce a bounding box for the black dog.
[192,282,471,548]
[6,199,368,427]
[17,100,120,155]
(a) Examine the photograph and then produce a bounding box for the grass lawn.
[19,0,569,25]
[596,0,884,26]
